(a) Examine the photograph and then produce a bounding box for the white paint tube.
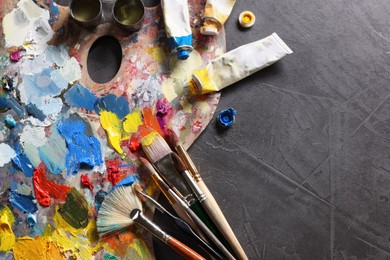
[161,0,193,60]
[188,33,293,95]
[200,0,236,35]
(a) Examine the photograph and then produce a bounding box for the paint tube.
[200,0,236,35]
[188,33,293,95]
[161,0,193,60]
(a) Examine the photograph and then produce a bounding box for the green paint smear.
[58,188,89,228]
[131,239,151,260]
[104,253,118,260]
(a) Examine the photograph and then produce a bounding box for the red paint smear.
[33,167,71,207]
[142,107,164,137]
[106,160,126,186]
[129,134,141,152]
[81,174,94,190]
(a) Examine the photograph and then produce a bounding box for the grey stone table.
[154,0,390,259]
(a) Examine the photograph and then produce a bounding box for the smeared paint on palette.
[0,0,225,258]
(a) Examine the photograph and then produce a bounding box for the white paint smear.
[59,57,81,84]
[3,0,53,53]
[0,143,16,167]
[20,125,47,166]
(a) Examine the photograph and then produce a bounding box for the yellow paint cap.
[239,11,255,28]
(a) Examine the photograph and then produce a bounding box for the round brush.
[96,184,206,260]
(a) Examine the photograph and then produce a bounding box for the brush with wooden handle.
[134,184,225,260]
[167,129,248,260]
[139,157,206,241]
[141,157,236,260]
[96,184,206,260]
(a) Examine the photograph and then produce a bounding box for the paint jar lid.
[239,11,256,28]
[217,108,237,127]
[177,49,190,60]
[200,26,218,36]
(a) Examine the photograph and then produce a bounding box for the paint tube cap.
[239,11,256,28]
[177,49,190,60]
[200,26,218,36]
[217,108,237,127]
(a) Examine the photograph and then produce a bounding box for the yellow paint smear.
[0,206,15,252]
[100,110,130,155]
[192,67,218,94]
[162,50,202,102]
[140,131,158,146]
[14,236,63,260]
[123,109,143,133]
[147,46,168,63]
[50,209,102,259]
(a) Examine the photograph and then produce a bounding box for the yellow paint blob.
[0,206,15,252]
[140,131,158,146]
[100,110,130,155]
[123,109,143,133]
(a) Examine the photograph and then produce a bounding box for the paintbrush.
[139,157,205,240]
[141,156,236,260]
[96,184,206,260]
[134,184,225,260]
[141,131,227,245]
[167,129,248,260]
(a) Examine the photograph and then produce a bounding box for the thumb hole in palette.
[87,35,123,84]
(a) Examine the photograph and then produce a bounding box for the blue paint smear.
[114,175,139,187]
[25,103,46,121]
[95,190,108,210]
[57,117,103,175]
[0,96,10,109]
[47,0,59,26]
[95,94,130,119]
[64,84,98,111]
[12,145,34,177]
[9,192,38,213]
[22,68,67,98]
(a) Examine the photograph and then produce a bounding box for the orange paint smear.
[33,167,72,207]
[103,231,136,257]
[142,107,164,137]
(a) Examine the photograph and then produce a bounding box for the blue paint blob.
[26,213,37,227]
[22,68,67,98]
[64,84,98,111]
[114,175,139,187]
[95,190,108,210]
[57,117,103,175]
[5,114,17,128]
[12,145,34,177]
[9,192,38,213]
[95,94,130,119]
[217,108,237,128]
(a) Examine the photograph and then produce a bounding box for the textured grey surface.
[154,0,390,259]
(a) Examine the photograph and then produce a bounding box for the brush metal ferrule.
[176,146,202,182]
[130,209,171,243]
[182,170,206,203]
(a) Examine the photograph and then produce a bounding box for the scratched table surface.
[153,0,390,259]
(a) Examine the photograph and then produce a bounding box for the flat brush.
[97,184,205,260]
[167,129,248,260]
[139,157,205,240]
[140,157,236,260]
[134,185,225,260]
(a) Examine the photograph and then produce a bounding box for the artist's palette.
[0,0,225,258]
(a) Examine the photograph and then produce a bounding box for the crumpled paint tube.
[188,33,293,95]
[161,0,193,60]
[200,0,236,35]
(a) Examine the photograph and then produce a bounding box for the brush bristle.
[139,157,158,176]
[97,185,142,236]
[166,129,181,147]
[171,152,187,173]
[141,131,172,163]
